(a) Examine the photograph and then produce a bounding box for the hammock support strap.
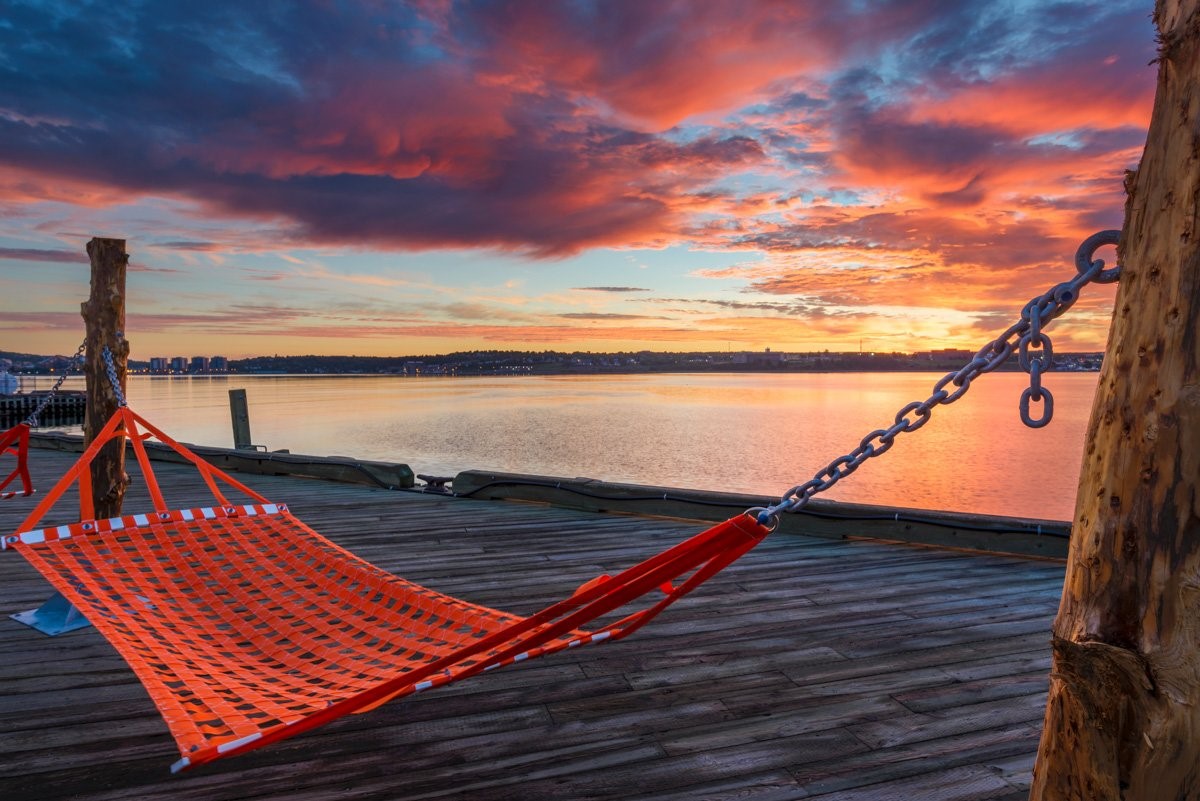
[4,406,769,772]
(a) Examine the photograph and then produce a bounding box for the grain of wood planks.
[0,447,1060,800]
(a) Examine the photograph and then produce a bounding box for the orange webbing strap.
[0,423,33,500]
[15,406,270,534]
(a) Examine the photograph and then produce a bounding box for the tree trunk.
[1029,1,1200,798]
[81,237,130,520]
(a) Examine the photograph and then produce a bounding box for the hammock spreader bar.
[0,423,33,500]
[3,406,769,772]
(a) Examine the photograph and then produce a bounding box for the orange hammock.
[2,406,768,772]
[0,423,33,500]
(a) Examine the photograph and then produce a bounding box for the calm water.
[31,371,1099,521]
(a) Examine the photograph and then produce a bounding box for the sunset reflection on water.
[97,372,1099,522]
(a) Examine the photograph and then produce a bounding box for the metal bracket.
[417,474,454,494]
[10,591,92,636]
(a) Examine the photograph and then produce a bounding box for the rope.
[752,230,1122,527]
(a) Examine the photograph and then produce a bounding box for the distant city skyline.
[0,2,1152,359]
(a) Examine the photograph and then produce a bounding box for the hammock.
[0,423,33,500]
[3,406,768,772]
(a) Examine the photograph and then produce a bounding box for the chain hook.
[1075,229,1121,284]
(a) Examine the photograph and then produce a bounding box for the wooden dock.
[0,393,86,428]
[0,447,1065,800]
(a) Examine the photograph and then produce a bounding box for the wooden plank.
[804,764,1022,801]
[0,446,1068,800]
[791,723,1042,797]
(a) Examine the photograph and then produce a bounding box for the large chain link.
[752,230,1121,527]
[24,340,87,427]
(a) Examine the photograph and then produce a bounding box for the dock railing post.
[81,237,129,519]
[1030,2,1200,798]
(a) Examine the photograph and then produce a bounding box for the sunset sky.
[0,1,1154,359]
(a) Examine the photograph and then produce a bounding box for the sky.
[0,0,1156,359]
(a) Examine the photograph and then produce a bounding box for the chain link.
[101,345,129,408]
[23,340,86,427]
[753,230,1121,526]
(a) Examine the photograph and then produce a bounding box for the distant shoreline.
[2,348,1105,378]
[9,365,1103,379]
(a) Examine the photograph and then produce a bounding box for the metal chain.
[23,340,87,427]
[752,229,1121,528]
[101,345,129,408]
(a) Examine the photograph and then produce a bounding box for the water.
[32,371,1099,521]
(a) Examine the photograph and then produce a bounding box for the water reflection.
[61,372,1097,521]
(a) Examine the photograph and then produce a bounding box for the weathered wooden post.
[229,388,254,449]
[1029,1,1200,798]
[81,237,130,519]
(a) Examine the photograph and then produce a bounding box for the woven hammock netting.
[4,406,767,772]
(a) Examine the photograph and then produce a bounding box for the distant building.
[210,356,229,373]
[170,357,188,373]
[190,356,210,373]
[150,357,169,374]
[733,348,785,366]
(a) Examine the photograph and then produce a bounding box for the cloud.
[0,246,181,274]
[572,286,651,293]
[2,1,1147,256]
[0,0,1155,354]
[557,312,662,320]
[0,247,85,263]
[154,241,224,251]
[0,2,786,256]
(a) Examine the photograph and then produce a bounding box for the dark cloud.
[0,247,85,263]
[557,312,661,320]
[154,241,222,251]
[0,245,179,274]
[635,297,839,316]
[573,286,651,293]
[926,173,989,207]
[0,0,1153,262]
[731,210,1074,269]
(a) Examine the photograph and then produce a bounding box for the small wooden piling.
[229,389,255,449]
[81,237,130,519]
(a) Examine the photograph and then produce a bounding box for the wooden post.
[229,389,254,449]
[81,237,130,519]
[1029,1,1200,798]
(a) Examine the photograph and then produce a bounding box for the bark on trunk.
[1029,1,1200,798]
[81,237,129,520]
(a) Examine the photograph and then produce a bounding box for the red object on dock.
[0,423,33,500]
